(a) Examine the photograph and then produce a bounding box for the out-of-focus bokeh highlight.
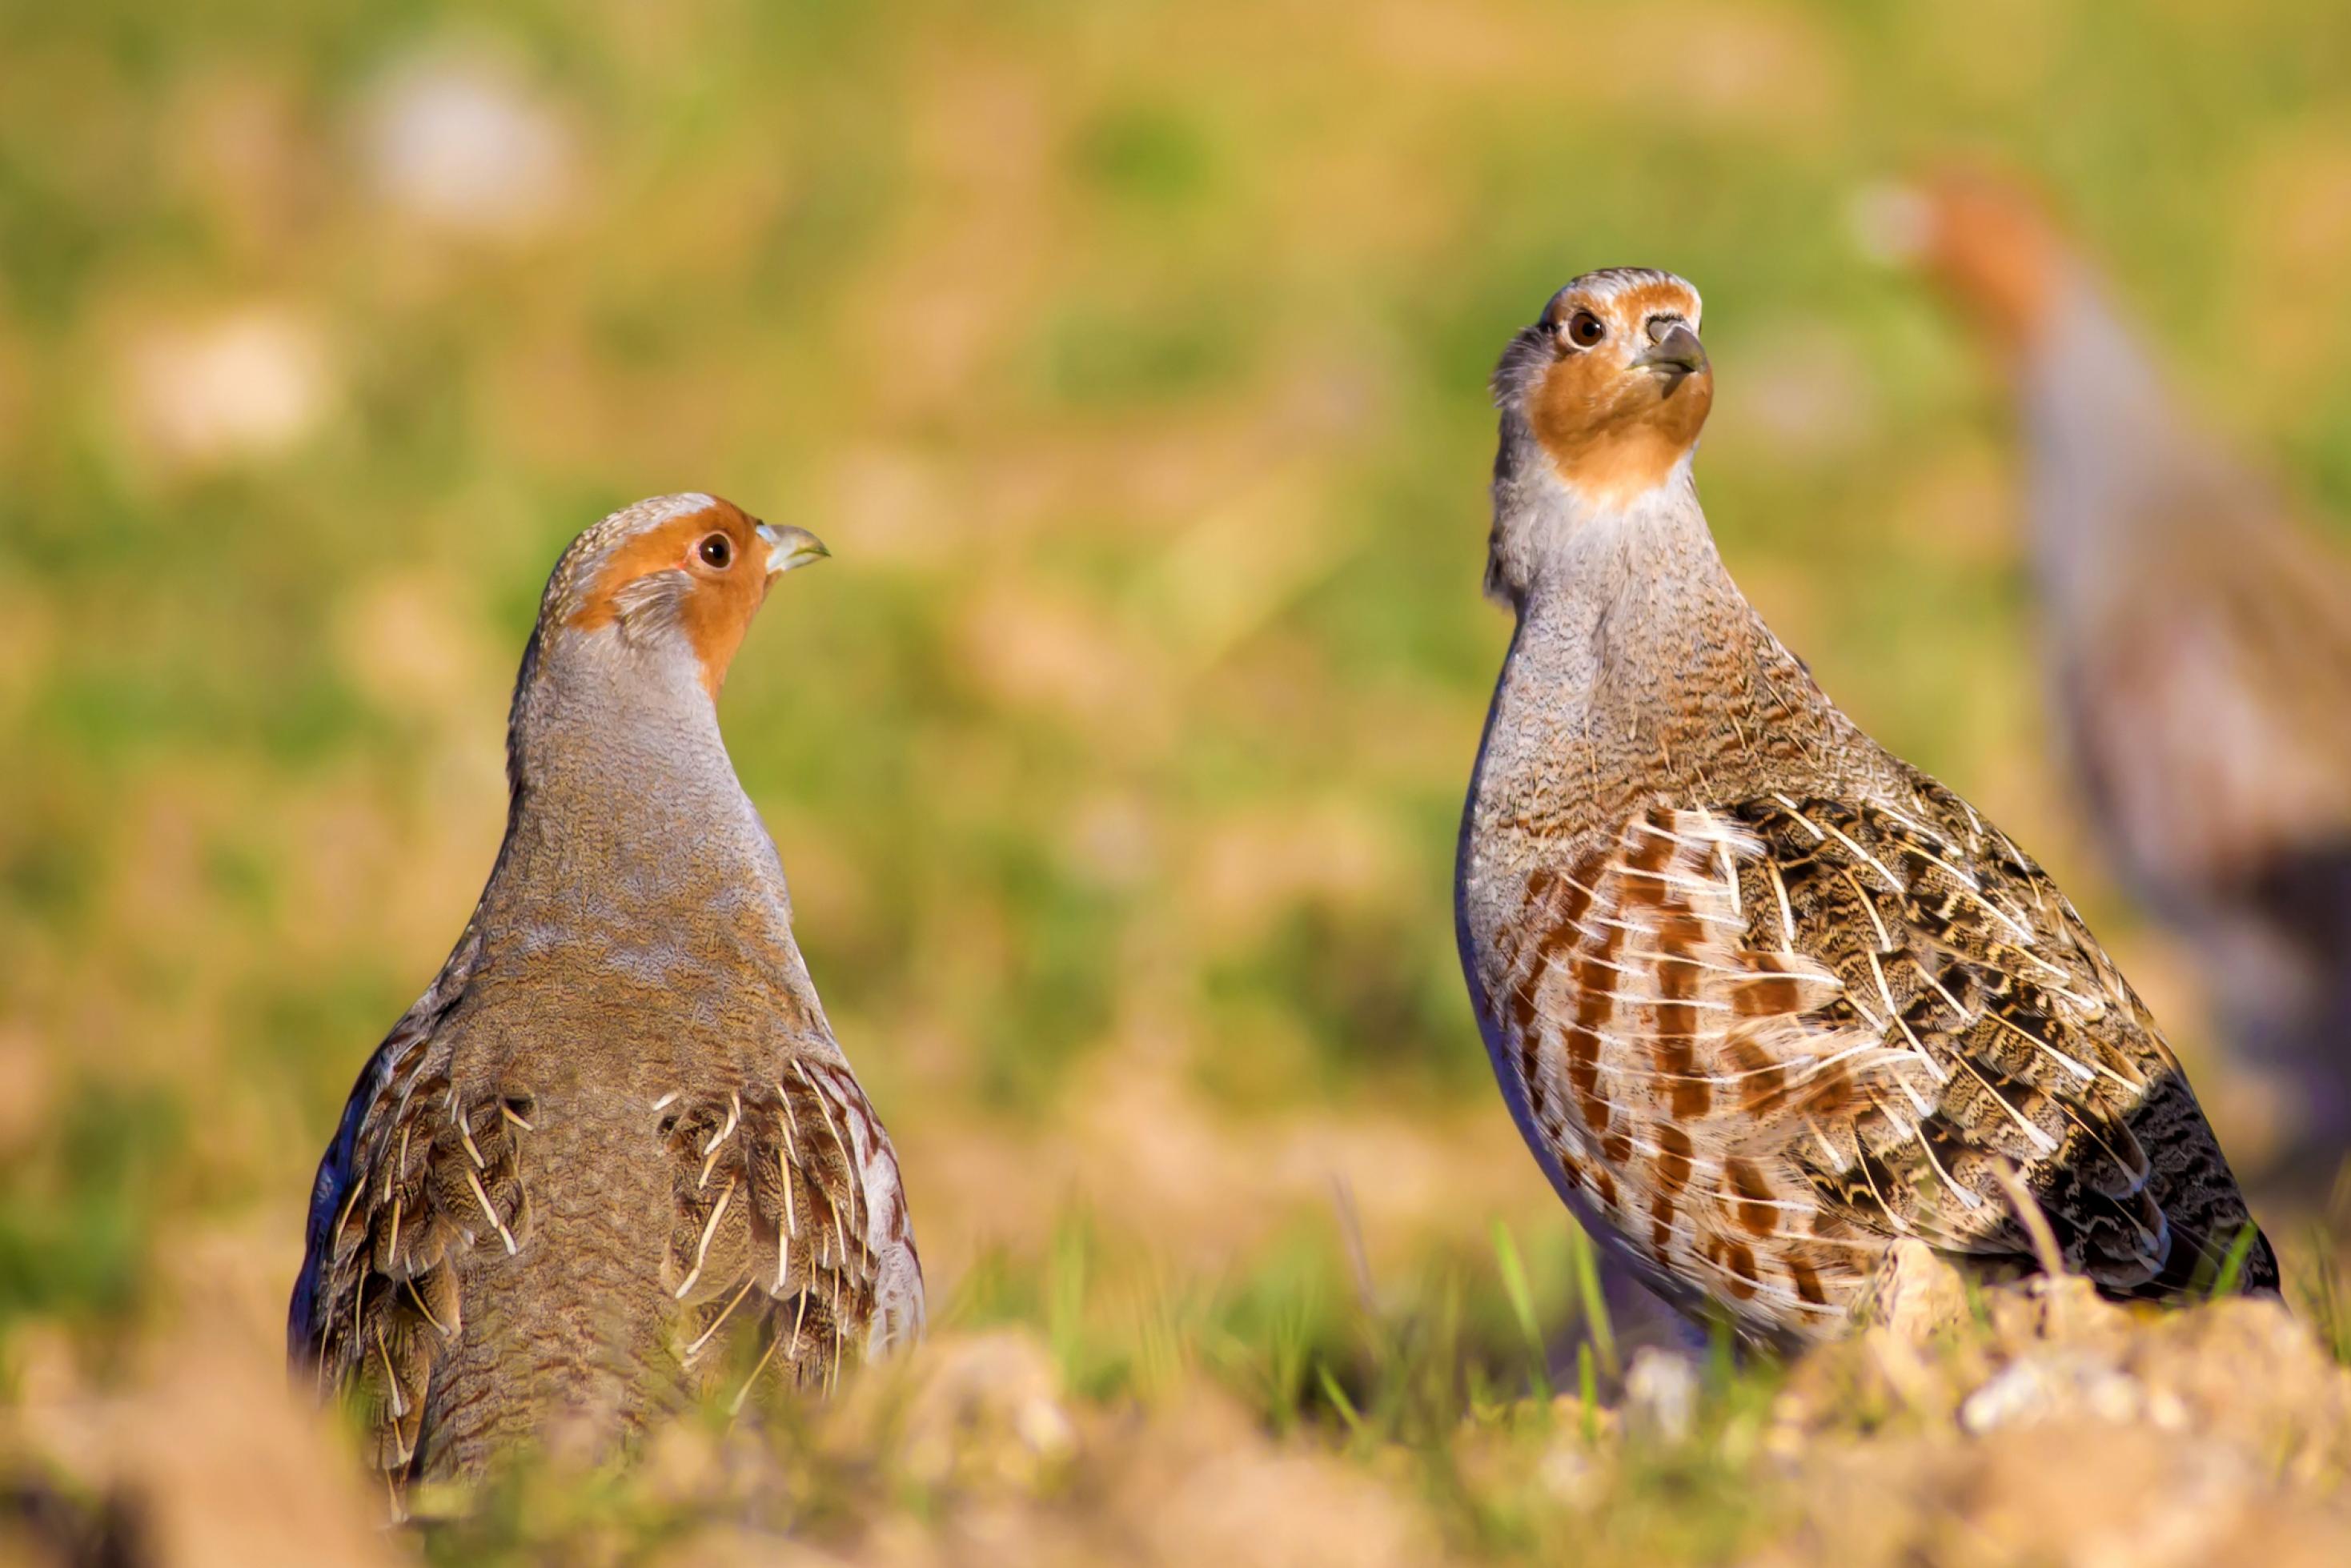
[8,1,2351,1560]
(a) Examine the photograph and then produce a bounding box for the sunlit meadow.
[7,2,2351,1561]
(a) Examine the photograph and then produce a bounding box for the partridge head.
[539,495,828,700]
[1484,270,1717,600]
[1499,271,1711,486]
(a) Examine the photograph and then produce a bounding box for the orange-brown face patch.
[568,498,774,700]
[1528,283,1713,506]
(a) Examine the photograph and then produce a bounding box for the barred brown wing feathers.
[1492,785,2268,1341]
[308,1052,532,1477]
[289,914,489,1365]
[1727,793,2176,1292]
[660,1058,922,1402]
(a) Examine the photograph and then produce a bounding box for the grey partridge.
[1896,172,2351,1169]
[1456,270,2276,1348]
[287,494,924,1500]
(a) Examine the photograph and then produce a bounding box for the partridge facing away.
[1894,173,2351,1167]
[288,495,923,1500]
[1455,271,2277,1348]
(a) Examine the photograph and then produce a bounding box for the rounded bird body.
[289,495,921,1501]
[1900,174,2351,1163]
[1458,274,2275,1346]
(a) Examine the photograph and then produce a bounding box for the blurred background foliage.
[5,0,2351,1418]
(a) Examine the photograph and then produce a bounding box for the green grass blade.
[1568,1225,1619,1378]
[1577,1341,1598,1444]
[1491,1219,1552,1401]
[2209,1223,2259,1298]
[1318,1363,1366,1440]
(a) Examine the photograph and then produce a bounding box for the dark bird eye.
[1565,310,1607,348]
[697,533,733,569]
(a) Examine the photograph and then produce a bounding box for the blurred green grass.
[6,0,2351,1422]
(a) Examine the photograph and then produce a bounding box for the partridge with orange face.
[288,494,922,1502]
[1458,271,2274,1346]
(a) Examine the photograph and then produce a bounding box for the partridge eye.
[1564,310,1607,348]
[696,533,733,569]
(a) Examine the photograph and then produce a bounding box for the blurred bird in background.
[1888,172,2351,1185]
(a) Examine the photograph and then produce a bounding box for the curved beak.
[1635,320,1708,380]
[756,523,830,576]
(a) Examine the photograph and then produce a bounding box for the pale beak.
[756,523,830,576]
[1635,320,1708,379]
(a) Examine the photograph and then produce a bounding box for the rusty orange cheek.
[1531,358,1714,506]
[572,511,717,632]
[564,498,771,699]
[677,566,771,700]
